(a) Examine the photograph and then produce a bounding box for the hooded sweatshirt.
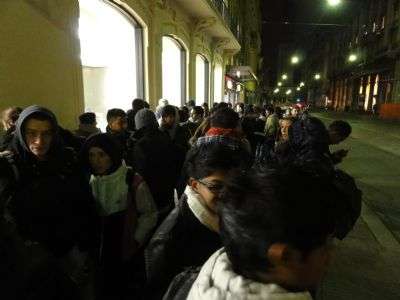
[3,106,96,257]
[13,105,61,159]
[187,249,313,300]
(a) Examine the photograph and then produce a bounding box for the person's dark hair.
[132,98,145,111]
[202,103,209,108]
[161,105,176,118]
[329,120,352,138]
[192,106,204,118]
[244,104,254,115]
[266,105,275,114]
[187,100,196,107]
[218,166,337,278]
[143,102,150,109]
[106,108,126,122]
[275,107,283,119]
[79,112,96,125]
[210,108,239,129]
[179,108,189,123]
[185,141,252,181]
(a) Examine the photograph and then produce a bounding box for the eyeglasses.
[197,179,225,194]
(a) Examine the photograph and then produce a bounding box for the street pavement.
[312,112,400,300]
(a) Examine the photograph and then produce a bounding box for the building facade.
[309,0,400,118]
[0,0,262,130]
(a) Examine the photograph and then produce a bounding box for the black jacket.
[0,106,97,257]
[132,127,180,212]
[0,128,15,151]
[145,194,221,299]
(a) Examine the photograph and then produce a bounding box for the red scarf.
[206,127,237,138]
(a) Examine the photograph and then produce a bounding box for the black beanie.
[82,133,123,174]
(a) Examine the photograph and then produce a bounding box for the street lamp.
[274,88,280,94]
[286,89,292,95]
[327,0,342,7]
[291,55,300,64]
[348,54,358,62]
[314,73,321,80]
[278,82,282,87]
[282,74,288,80]
[300,82,305,87]
[296,87,301,91]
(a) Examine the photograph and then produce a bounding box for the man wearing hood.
[0,105,96,298]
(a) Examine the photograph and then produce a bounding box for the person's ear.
[267,243,289,267]
[189,178,200,193]
[267,243,303,268]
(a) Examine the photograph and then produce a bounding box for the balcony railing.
[209,0,240,40]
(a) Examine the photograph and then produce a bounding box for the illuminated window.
[162,36,187,107]
[364,75,371,111]
[196,55,209,105]
[78,0,144,131]
[372,75,379,106]
[214,63,223,103]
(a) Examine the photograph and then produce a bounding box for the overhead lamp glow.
[282,74,288,80]
[327,0,342,7]
[297,87,301,91]
[291,56,299,64]
[278,82,282,87]
[286,89,292,95]
[348,54,358,62]
[300,82,305,87]
[314,74,321,80]
[274,88,280,94]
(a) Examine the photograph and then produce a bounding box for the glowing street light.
[300,82,305,87]
[277,82,282,87]
[291,56,300,64]
[286,89,292,95]
[348,54,358,62]
[282,74,288,80]
[297,87,301,91]
[274,88,280,94]
[314,73,321,80]
[327,0,342,7]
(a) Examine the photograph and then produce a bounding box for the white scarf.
[185,186,219,232]
[188,249,313,300]
[90,165,129,216]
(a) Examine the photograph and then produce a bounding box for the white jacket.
[187,249,312,300]
[90,165,158,246]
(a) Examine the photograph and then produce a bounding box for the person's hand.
[333,149,349,163]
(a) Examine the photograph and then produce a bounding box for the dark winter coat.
[145,194,221,299]
[0,106,97,257]
[132,126,179,212]
[0,127,15,151]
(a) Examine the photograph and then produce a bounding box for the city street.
[313,111,400,300]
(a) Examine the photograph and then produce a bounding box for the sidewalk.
[312,111,400,299]
[318,210,400,300]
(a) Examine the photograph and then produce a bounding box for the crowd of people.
[0,99,362,300]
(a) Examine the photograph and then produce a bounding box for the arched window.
[162,36,187,107]
[213,63,223,103]
[78,0,144,130]
[196,54,209,106]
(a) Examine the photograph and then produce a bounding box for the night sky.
[261,0,362,85]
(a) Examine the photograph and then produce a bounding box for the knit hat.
[135,108,158,130]
[81,133,122,174]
